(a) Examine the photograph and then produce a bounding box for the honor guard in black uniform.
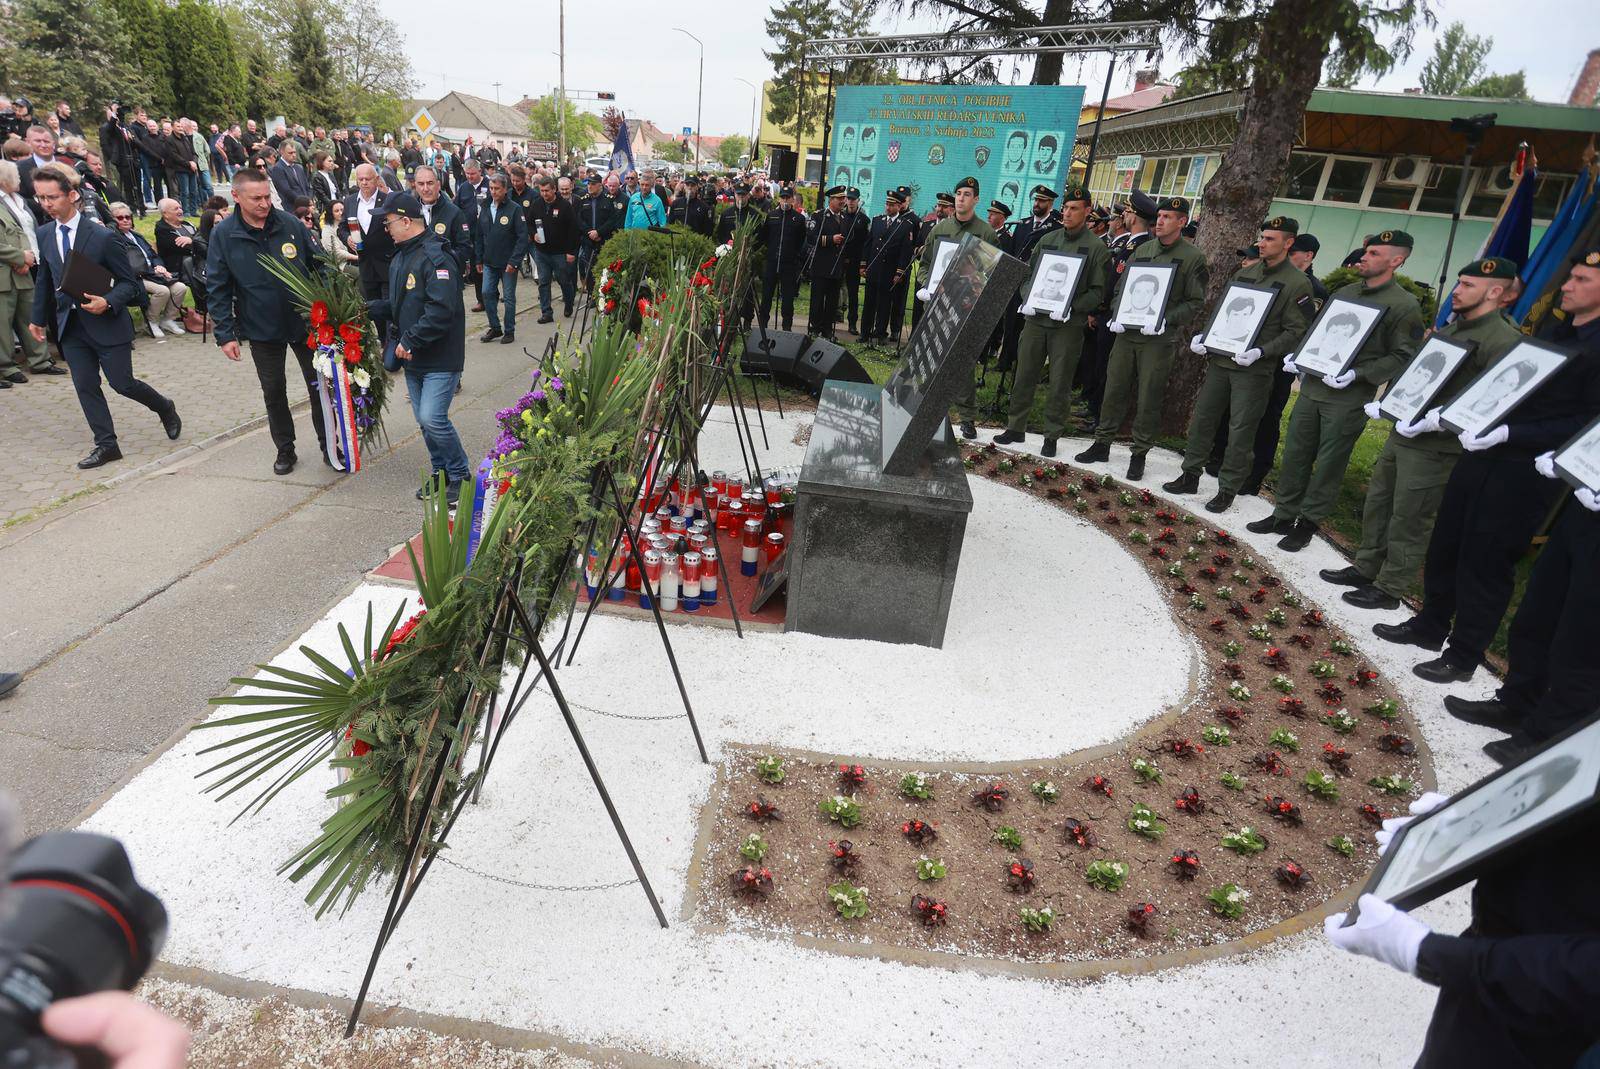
[758,185,806,332]
[806,185,849,342]
[861,186,915,345]
[682,175,715,238]
[716,183,764,330]
[998,185,1062,372]
[886,187,918,340]
[838,188,870,335]
[576,173,624,286]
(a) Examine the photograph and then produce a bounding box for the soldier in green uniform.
[916,176,1000,438]
[1163,216,1313,512]
[1075,194,1208,480]
[1247,230,1424,551]
[993,182,1108,457]
[1322,257,1523,609]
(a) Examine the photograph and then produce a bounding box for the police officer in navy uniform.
[806,185,848,342]
[860,186,915,345]
[714,182,762,244]
[837,188,869,335]
[758,185,806,333]
[411,164,470,277]
[576,172,623,287]
[681,175,715,238]
[366,192,471,505]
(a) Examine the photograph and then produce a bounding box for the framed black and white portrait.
[1553,413,1600,495]
[1199,281,1278,356]
[925,237,961,294]
[1112,261,1177,332]
[1378,335,1478,424]
[1021,251,1086,319]
[1293,296,1387,378]
[1362,713,1600,913]
[1439,338,1571,438]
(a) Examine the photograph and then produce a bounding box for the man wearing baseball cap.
[368,192,470,505]
[916,175,1001,437]
[1250,229,1424,551]
[1164,216,1314,512]
[1324,256,1521,612]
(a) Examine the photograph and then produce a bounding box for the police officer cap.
[734,182,751,195]
[369,192,424,221]
[1030,184,1058,202]
[779,185,797,199]
[847,187,860,200]
[886,186,909,204]
[954,175,980,195]
[1459,256,1517,279]
[1112,200,1130,214]
[1571,248,1600,269]
[1291,233,1321,254]
[1129,189,1159,221]
[585,173,603,185]
[1367,228,1415,249]
[1061,182,1091,205]
[1260,215,1299,235]
[825,185,846,198]
[989,200,1012,218]
[1157,195,1193,215]
[935,191,956,206]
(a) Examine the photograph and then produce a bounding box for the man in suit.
[18,125,60,224]
[269,140,311,209]
[28,166,180,468]
[341,164,397,332]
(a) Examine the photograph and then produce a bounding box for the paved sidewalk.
[1,329,289,526]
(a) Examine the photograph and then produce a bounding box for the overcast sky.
[385,0,1593,141]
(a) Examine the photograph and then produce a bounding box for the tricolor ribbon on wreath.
[311,345,363,473]
[466,456,511,564]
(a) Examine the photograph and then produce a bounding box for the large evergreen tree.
[166,0,245,122]
[1418,21,1492,95]
[284,0,341,125]
[5,0,151,115]
[106,0,174,113]
[763,0,835,141]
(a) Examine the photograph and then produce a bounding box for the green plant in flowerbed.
[1030,780,1060,803]
[1221,825,1267,855]
[1207,883,1250,919]
[1220,771,1247,791]
[827,881,870,919]
[755,754,786,784]
[1328,834,1356,857]
[1131,757,1163,784]
[198,257,726,917]
[1085,859,1130,892]
[915,855,948,881]
[1020,906,1056,932]
[1368,774,1416,796]
[1303,769,1341,800]
[740,833,769,861]
[1127,802,1166,840]
[1269,729,1301,753]
[1202,725,1232,747]
[993,825,1023,851]
[900,771,932,800]
[819,795,864,828]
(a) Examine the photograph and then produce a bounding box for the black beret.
[1572,248,1600,268]
[1157,195,1192,215]
[1368,228,1415,249]
[954,175,979,195]
[989,200,1012,218]
[1030,184,1058,201]
[1458,256,1518,279]
[1260,215,1299,235]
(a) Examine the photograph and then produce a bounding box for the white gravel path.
[81,412,1501,1068]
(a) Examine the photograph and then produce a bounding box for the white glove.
[1190,334,1208,356]
[1394,416,1429,439]
[1018,302,1036,317]
[915,288,930,302]
[1363,401,1381,420]
[1231,347,1262,367]
[1460,424,1509,452]
[1534,451,1556,479]
[1415,407,1445,435]
[1049,307,1069,323]
[1107,320,1126,334]
[1282,354,1299,375]
[1322,369,1358,390]
[1325,894,1431,976]
[1139,323,1163,336]
[1375,791,1450,855]
[1577,487,1600,512]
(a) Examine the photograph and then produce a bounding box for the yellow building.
[757,74,834,183]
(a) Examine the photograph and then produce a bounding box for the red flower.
[342,724,371,757]
[317,324,335,347]
[309,300,329,326]
[382,610,428,658]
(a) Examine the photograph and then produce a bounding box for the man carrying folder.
[29,165,180,469]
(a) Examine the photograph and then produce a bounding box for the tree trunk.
[1159,0,1333,435]
[1029,0,1077,84]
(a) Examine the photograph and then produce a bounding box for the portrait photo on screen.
[1552,413,1600,494]
[836,125,857,162]
[1112,262,1176,331]
[1021,251,1086,317]
[926,237,961,293]
[1378,335,1477,424]
[1439,339,1571,438]
[834,166,852,190]
[1369,715,1600,909]
[1293,296,1387,378]
[856,167,873,190]
[858,126,878,162]
[1199,281,1278,355]
[1001,130,1030,174]
[1031,132,1064,177]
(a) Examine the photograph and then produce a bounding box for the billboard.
[829,84,1086,221]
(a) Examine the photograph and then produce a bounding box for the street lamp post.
[735,77,759,167]
[673,27,704,169]
[558,0,567,167]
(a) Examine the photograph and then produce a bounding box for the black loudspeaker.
[768,147,797,184]
[793,339,874,397]
[742,329,809,379]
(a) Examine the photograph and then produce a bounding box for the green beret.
[1572,248,1600,269]
[1157,195,1192,215]
[954,175,980,195]
[1060,182,1092,205]
[1260,215,1299,235]
[1368,228,1415,249]
[1458,256,1517,280]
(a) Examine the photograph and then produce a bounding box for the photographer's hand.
[42,991,190,1069]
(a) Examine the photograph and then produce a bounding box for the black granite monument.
[785,236,1029,647]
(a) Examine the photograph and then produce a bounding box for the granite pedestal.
[785,380,973,647]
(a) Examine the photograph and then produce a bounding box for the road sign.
[682,126,693,136]
[1113,154,1141,171]
[410,108,436,138]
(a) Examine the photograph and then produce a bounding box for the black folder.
[62,250,115,301]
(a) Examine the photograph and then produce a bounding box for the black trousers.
[862,270,891,339]
[1245,368,1296,490]
[809,274,840,339]
[1501,504,1600,741]
[887,276,909,340]
[1082,322,1116,420]
[1418,453,1560,663]
[840,260,861,329]
[119,165,143,215]
[998,299,1024,373]
[759,263,800,332]
[61,321,169,449]
[249,339,327,456]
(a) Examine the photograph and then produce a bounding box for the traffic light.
[597,92,616,100]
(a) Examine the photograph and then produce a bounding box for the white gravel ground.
[81,411,1503,1068]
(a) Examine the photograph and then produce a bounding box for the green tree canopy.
[524,94,604,150]
[1419,21,1492,95]
[167,0,245,120]
[717,135,751,168]
[1462,70,1531,100]
[107,0,174,113]
[5,0,150,116]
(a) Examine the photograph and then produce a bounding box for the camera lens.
[0,833,167,1052]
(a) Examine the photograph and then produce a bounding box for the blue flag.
[609,120,636,176]
[1514,166,1597,321]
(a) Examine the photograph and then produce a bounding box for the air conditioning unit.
[1479,164,1517,196]
[1381,156,1432,187]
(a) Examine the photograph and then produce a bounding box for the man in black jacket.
[269,141,311,209]
[475,174,529,344]
[576,172,624,287]
[837,188,870,336]
[163,120,196,215]
[806,185,848,343]
[860,187,915,344]
[99,105,144,219]
[207,169,329,475]
[412,165,470,276]
[758,186,806,333]
[527,175,577,322]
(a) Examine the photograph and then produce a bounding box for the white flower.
[311,352,331,377]
[715,243,731,257]
[352,368,371,389]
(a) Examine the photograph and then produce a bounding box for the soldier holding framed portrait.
[1163,216,1313,513]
